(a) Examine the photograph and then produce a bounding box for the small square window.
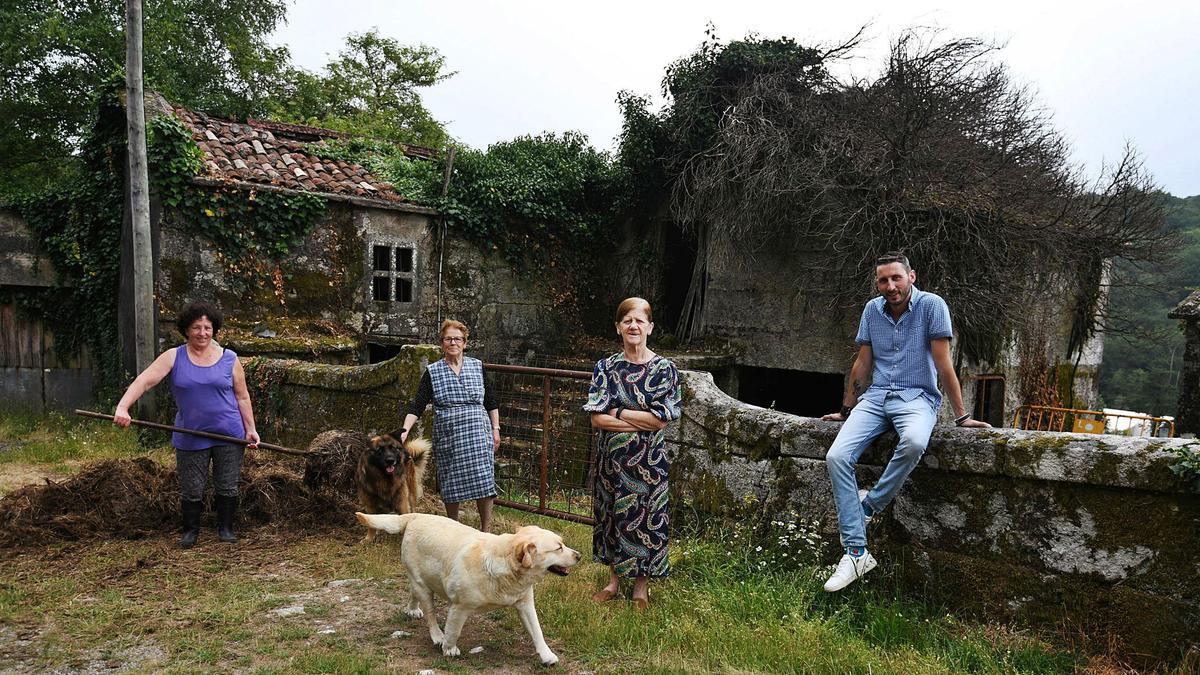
[396,247,414,273]
[372,245,391,271]
[372,276,391,301]
[396,278,413,302]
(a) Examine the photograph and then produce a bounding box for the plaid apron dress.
[428,357,495,503]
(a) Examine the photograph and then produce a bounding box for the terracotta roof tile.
[171,106,418,204]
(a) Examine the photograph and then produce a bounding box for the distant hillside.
[1099,193,1200,417]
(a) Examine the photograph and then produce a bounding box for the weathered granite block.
[242,344,439,447]
[668,370,1200,665]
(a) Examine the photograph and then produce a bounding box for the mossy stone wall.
[155,200,572,363]
[241,344,440,448]
[669,370,1200,665]
[237,354,1196,664]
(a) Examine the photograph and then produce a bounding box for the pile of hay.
[0,430,372,548]
[302,429,371,495]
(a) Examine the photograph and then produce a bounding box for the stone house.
[135,94,569,372]
[0,93,570,411]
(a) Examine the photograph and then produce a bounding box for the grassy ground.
[0,411,146,495]
[0,412,1174,673]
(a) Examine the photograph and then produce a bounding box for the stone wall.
[698,241,1105,422]
[154,200,570,362]
[1171,290,1200,436]
[232,351,1198,663]
[240,344,439,448]
[669,370,1200,664]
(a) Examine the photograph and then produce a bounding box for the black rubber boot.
[216,494,238,543]
[179,499,202,549]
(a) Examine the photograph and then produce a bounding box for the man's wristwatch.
[840,405,853,418]
[954,414,971,426]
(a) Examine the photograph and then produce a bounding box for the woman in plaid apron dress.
[397,320,501,532]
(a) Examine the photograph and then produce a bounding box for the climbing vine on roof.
[148,113,328,301]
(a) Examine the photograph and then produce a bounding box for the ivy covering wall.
[2,86,329,403]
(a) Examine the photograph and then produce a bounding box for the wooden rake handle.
[73,409,308,457]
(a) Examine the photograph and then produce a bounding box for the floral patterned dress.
[583,353,682,578]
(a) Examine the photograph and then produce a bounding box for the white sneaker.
[823,551,877,592]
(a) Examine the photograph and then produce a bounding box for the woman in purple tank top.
[114,301,260,549]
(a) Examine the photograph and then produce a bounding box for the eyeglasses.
[441,336,465,344]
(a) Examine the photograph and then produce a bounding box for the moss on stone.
[160,258,192,300]
[686,470,737,514]
[1086,449,1123,485]
[891,546,1189,668]
[701,408,736,464]
[746,429,780,461]
[284,270,340,304]
[239,344,440,446]
[443,263,472,291]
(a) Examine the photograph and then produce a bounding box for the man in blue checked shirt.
[820,252,991,592]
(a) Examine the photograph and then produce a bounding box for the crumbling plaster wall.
[420,230,566,359]
[670,370,1198,663]
[156,202,365,336]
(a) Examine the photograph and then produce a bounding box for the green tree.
[0,0,291,192]
[268,29,452,148]
[1099,193,1200,417]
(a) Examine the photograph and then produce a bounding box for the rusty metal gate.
[485,362,596,525]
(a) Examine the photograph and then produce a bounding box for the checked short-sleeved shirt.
[854,285,953,410]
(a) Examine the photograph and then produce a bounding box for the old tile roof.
[172,106,434,205]
[1169,289,1200,319]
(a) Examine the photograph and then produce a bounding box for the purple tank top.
[169,345,245,450]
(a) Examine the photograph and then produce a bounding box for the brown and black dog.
[356,431,431,541]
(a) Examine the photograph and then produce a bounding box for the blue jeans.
[826,393,936,549]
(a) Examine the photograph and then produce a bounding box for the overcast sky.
[273,0,1200,197]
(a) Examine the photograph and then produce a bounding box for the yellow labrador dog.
[355,512,581,665]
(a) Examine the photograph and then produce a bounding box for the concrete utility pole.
[126,0,156,418]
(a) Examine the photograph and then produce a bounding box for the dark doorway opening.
[973,375,1006,427]
[367,342,404,364]
[735,366,844,418]
[661,222,696,334]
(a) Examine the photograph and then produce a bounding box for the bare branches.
[663,29,1174,360]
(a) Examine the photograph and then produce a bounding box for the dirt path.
[0,462,69,496]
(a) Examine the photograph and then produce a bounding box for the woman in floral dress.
[583,297,682,611]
